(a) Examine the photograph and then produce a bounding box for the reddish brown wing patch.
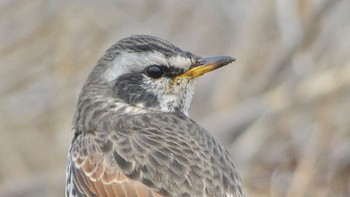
[71,156,163,197]
[69,133,163,197]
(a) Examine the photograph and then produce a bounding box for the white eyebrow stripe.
[103,51,193,82]
[167,55,193,68]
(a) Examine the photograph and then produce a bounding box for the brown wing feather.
[72,164,161,197]
[68,134,163,197]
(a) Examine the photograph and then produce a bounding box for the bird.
[66,35,244,197]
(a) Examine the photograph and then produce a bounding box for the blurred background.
[1,0,350,196]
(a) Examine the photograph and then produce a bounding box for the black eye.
[145,65,165,79]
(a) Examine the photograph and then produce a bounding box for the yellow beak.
[178,56,235,79]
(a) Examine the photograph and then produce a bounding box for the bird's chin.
[157,82,196,115]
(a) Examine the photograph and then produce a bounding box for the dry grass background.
[1,0,350,196]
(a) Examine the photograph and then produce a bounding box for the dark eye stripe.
[165,67,184,78]
[144,65,185,79]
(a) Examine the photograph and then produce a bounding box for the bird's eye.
[145,65,165,79]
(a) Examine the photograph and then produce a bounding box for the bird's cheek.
[165,78,188,94]
[171,77,191,87]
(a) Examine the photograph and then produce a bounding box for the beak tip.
[220,56,235,66]
[228,56,236,63]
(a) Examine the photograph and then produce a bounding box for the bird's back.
[66,111,243,197]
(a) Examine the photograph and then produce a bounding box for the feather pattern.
[67,109,243,197]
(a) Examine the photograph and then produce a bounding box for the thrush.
[66,35,244,197]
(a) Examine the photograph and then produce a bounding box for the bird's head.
[82,35,234,115]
